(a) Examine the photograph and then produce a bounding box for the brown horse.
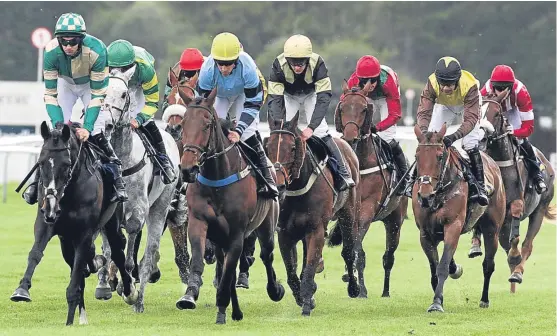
[264,111,360,316]
[412,123,506,312]
[177,90,284,324]
[476,92,555,292]
[334,81,408,298]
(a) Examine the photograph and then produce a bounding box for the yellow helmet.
[211,32,241,61]
[284,34,312,58]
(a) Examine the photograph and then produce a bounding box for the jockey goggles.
[57,36,83,47]
[358,76,379,88]
[287,57,308,67]
[214,59,237,67]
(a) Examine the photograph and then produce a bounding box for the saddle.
[372,135,395,172]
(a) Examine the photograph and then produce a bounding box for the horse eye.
[121,93,126,99]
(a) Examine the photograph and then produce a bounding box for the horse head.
[336,80,374,145]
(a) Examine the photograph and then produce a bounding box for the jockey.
[23,13,128,205]
[197,32,278,198]
[404,56,489,206]
[267,34,355,191]
[162,48,205,112]
[481,65,547,194]
[344,55,408,194]
[106,39,176,184]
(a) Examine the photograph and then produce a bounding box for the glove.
[135,112,150,125]
[369,124,377,134]
[505,124,514,133]
[442,135,456,148]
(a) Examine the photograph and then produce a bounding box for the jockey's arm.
[256,67,268,104]
[83,49,109,132]
[267,58,287,120]
[308,59,332,131]
[453,85,481,140]
[375,76,402,132]
[513,86,535,138]
[161,69,174,112]
[136,64,160,124]
[416,79,437,132]
[43,46,64,128]
[236,66,263,137]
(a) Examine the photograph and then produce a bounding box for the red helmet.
[179,48,204,71]
[356,55,381,78]
[490,65,515,83]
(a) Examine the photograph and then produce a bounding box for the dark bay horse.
[334,81,408,298]
[412,124,506,312]
[10,122,135,325]
[265,111,361,316]
[177,90,284,324]
[476,91,555,292]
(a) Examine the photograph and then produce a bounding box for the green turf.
[0,183,555,335]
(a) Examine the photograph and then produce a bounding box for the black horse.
[10,122,135,325]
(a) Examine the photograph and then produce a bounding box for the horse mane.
[283,123,306,180]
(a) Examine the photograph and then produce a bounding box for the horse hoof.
[109,277,119,292]
[381,292,390,298]
[479,301,489,308]
[301,304,312,316]
[176,295,196,310]
[508,272,523,284]
[216,312,226,324]
[148,270,161,284]
[116,282,124,297]
[427,303,444,313]
[123,285,139,305]
[316,258,324,274]
[10,288,31,302]
[236,273,249,289]
[267,283,285,302]
[358,292,368,299]
[95,285,112,300]
[468,245,483,258]
[213,277,219,289]
[133,303,144,313]
[449,264,463,279]
[341,273,350,283]
[231,309,243,321]
[347,280,360,298]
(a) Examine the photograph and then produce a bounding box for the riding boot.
[22,168,40,205]
[92,133,128,202]
[143,120,177,185]
[245,135,279,198]
[323,135,355,191]
[403,168,417,198]
[467,148,489,206]
[389,140,409,195]
[520,139,547,194]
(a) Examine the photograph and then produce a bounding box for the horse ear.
[169,67,178,86]
[289,110,300,129]
[342,79,350,94]
[414,124,422,138]
[178,87,193,106]
[496,87,510,102]
[205,87,218,105]
[123,64,136,82]
[190,71,199,86]
[40,121,51,140]
[438,123,447,138]
[362,80,372,95]
[62,124,71,142]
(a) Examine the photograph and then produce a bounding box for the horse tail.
[544,202,556,221]
[326,221,343,247]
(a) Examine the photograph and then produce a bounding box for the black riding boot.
[467,148,489,206]
[22,169,40,205]
[245,135,279,198]
[520,139,547,194]
[143,121,176,184]
[403,168,417,198]
[323,135,355,191]
[390,140,409,195]
[92,133,128,202]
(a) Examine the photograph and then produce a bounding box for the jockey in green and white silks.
[106,39,176,184]
[23,12,128,205]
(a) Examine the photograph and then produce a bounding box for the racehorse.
[177,90,284,324]
[96,67,180,313]
[10,122,136,325]
[412,123,506,312]
[476,91,555,292]
[334,81,409,298]
[265,111,361,316]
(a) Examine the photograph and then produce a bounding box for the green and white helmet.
[107,40,136,67]
[55,13,87,37]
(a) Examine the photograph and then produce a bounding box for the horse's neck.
[357,136,379,168]
[487,135,515,162]
[112,130,142,165]
[201,130,243,180]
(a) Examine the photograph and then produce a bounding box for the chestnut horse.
[334,82,408,298]
[412,124,506,312]
[264,111,361,316]
[475,91,555,292]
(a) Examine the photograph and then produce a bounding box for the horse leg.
[355,216,372,298]
[214,259,223,289]
[300,228,324,316]
[65,237,90,326]
[215,236,244,325]
[11,216,55,302]
[337,210,359,298]
[255,217,285,302]
[419,231,440,295]
[479,219,498,308]
[278,231,302,306]
[168,222,190,285]
[427,222,461,313]
[468,226,483,258]
[381,211,404,298]
[511,206,545,287]
[132,229,142,282]
[96,229,114,300]
[176,217,207,310]
[237,233,257,289]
